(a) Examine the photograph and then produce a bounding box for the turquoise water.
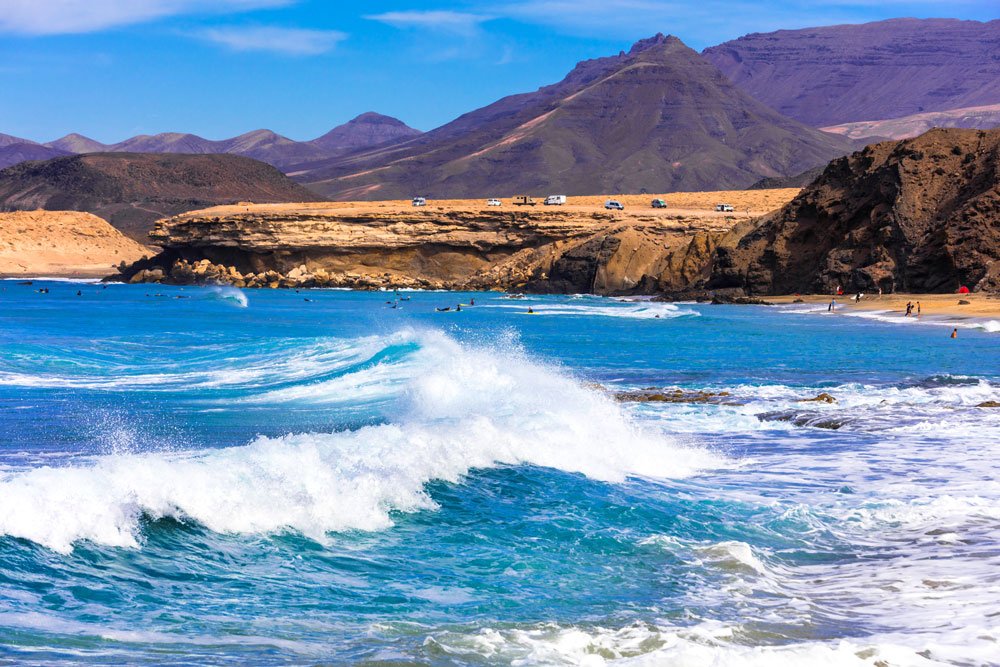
[1,281,998,665]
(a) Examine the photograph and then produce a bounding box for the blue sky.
[1,1,997,143]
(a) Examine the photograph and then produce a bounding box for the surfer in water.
[527,307,534,314]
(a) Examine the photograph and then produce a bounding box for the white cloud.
[365,10,493,36]
[197,25,347,55]
[0,0,292,35]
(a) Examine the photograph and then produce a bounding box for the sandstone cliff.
[118,194,789,293]
[708,128,1000,295]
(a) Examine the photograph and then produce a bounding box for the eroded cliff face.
[708,128,1000,294]
[122,203,741,294]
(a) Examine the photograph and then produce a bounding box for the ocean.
[1,281,998,666]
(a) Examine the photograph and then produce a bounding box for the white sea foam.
[778,303,1000,333]
[425,621,955,666]
[480,301,697,319]
[0,337,385,391]
[0,330,720,553]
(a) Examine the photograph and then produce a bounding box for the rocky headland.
[708,128,1000,295]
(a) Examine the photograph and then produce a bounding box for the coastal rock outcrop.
[708,128,1000,294]
[116,201,750,294]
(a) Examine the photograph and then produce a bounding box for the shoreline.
[767,293,1000,320]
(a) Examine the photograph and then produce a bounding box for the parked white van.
[715,203,734,212]
[412,197,427,207]
[486,198,502,206]
[544,195,566,205]
[604,199,624,210]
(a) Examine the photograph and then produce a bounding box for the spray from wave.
[206,285,248,308]
[0,330,719,553]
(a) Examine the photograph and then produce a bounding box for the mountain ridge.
[0,113,423,172]
[703,18,1000,127]
[295,34,853,200]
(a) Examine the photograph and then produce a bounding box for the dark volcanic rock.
[704,18,1000,127]
[707,128,1000,295]
[295,34,852,200]
[748,167,825,191]
[614,388,741,405]
[0,153,321,240]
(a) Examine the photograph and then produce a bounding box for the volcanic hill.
[0,153,320,240]
[294,34,852,200]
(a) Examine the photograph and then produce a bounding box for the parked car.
[604,199,624,210]
[486,198,502,206]
[544,195,566,206]
[513,195,537,206]
[715,203,734,212]
[651,198,667,208]
[412,197,427,207]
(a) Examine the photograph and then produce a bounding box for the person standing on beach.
[917,302,921,316]
[828,299,836,312]
[905,302,913,317]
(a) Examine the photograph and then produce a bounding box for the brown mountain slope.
[703,18,1000,127]
[0,153,321,240]
[309,112,423,153]
[295,35,852,200]
[708,128,1000,295]
[45,133,109,153]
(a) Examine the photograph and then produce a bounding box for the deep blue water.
[1,281,998,665]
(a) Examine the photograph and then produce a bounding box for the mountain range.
[292,35,853,199]
[703,18,1000,127]
[3,18,1000,203]
[0,113,421,171]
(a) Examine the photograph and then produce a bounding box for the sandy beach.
[769,292,1000,320]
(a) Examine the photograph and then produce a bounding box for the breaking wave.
[0,330,719,553]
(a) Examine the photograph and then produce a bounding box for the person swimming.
[527,307,534,314]
[470,298,475,306]
[456,304,462,311]
[951,328,958,338]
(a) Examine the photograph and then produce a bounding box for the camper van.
[513,196,537,206]
[604,199,624,210]
[544,195,566,206]
[412,197,427,207]
[651,199,667,208]
[486,198,502,206]
[715,203,734,212]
